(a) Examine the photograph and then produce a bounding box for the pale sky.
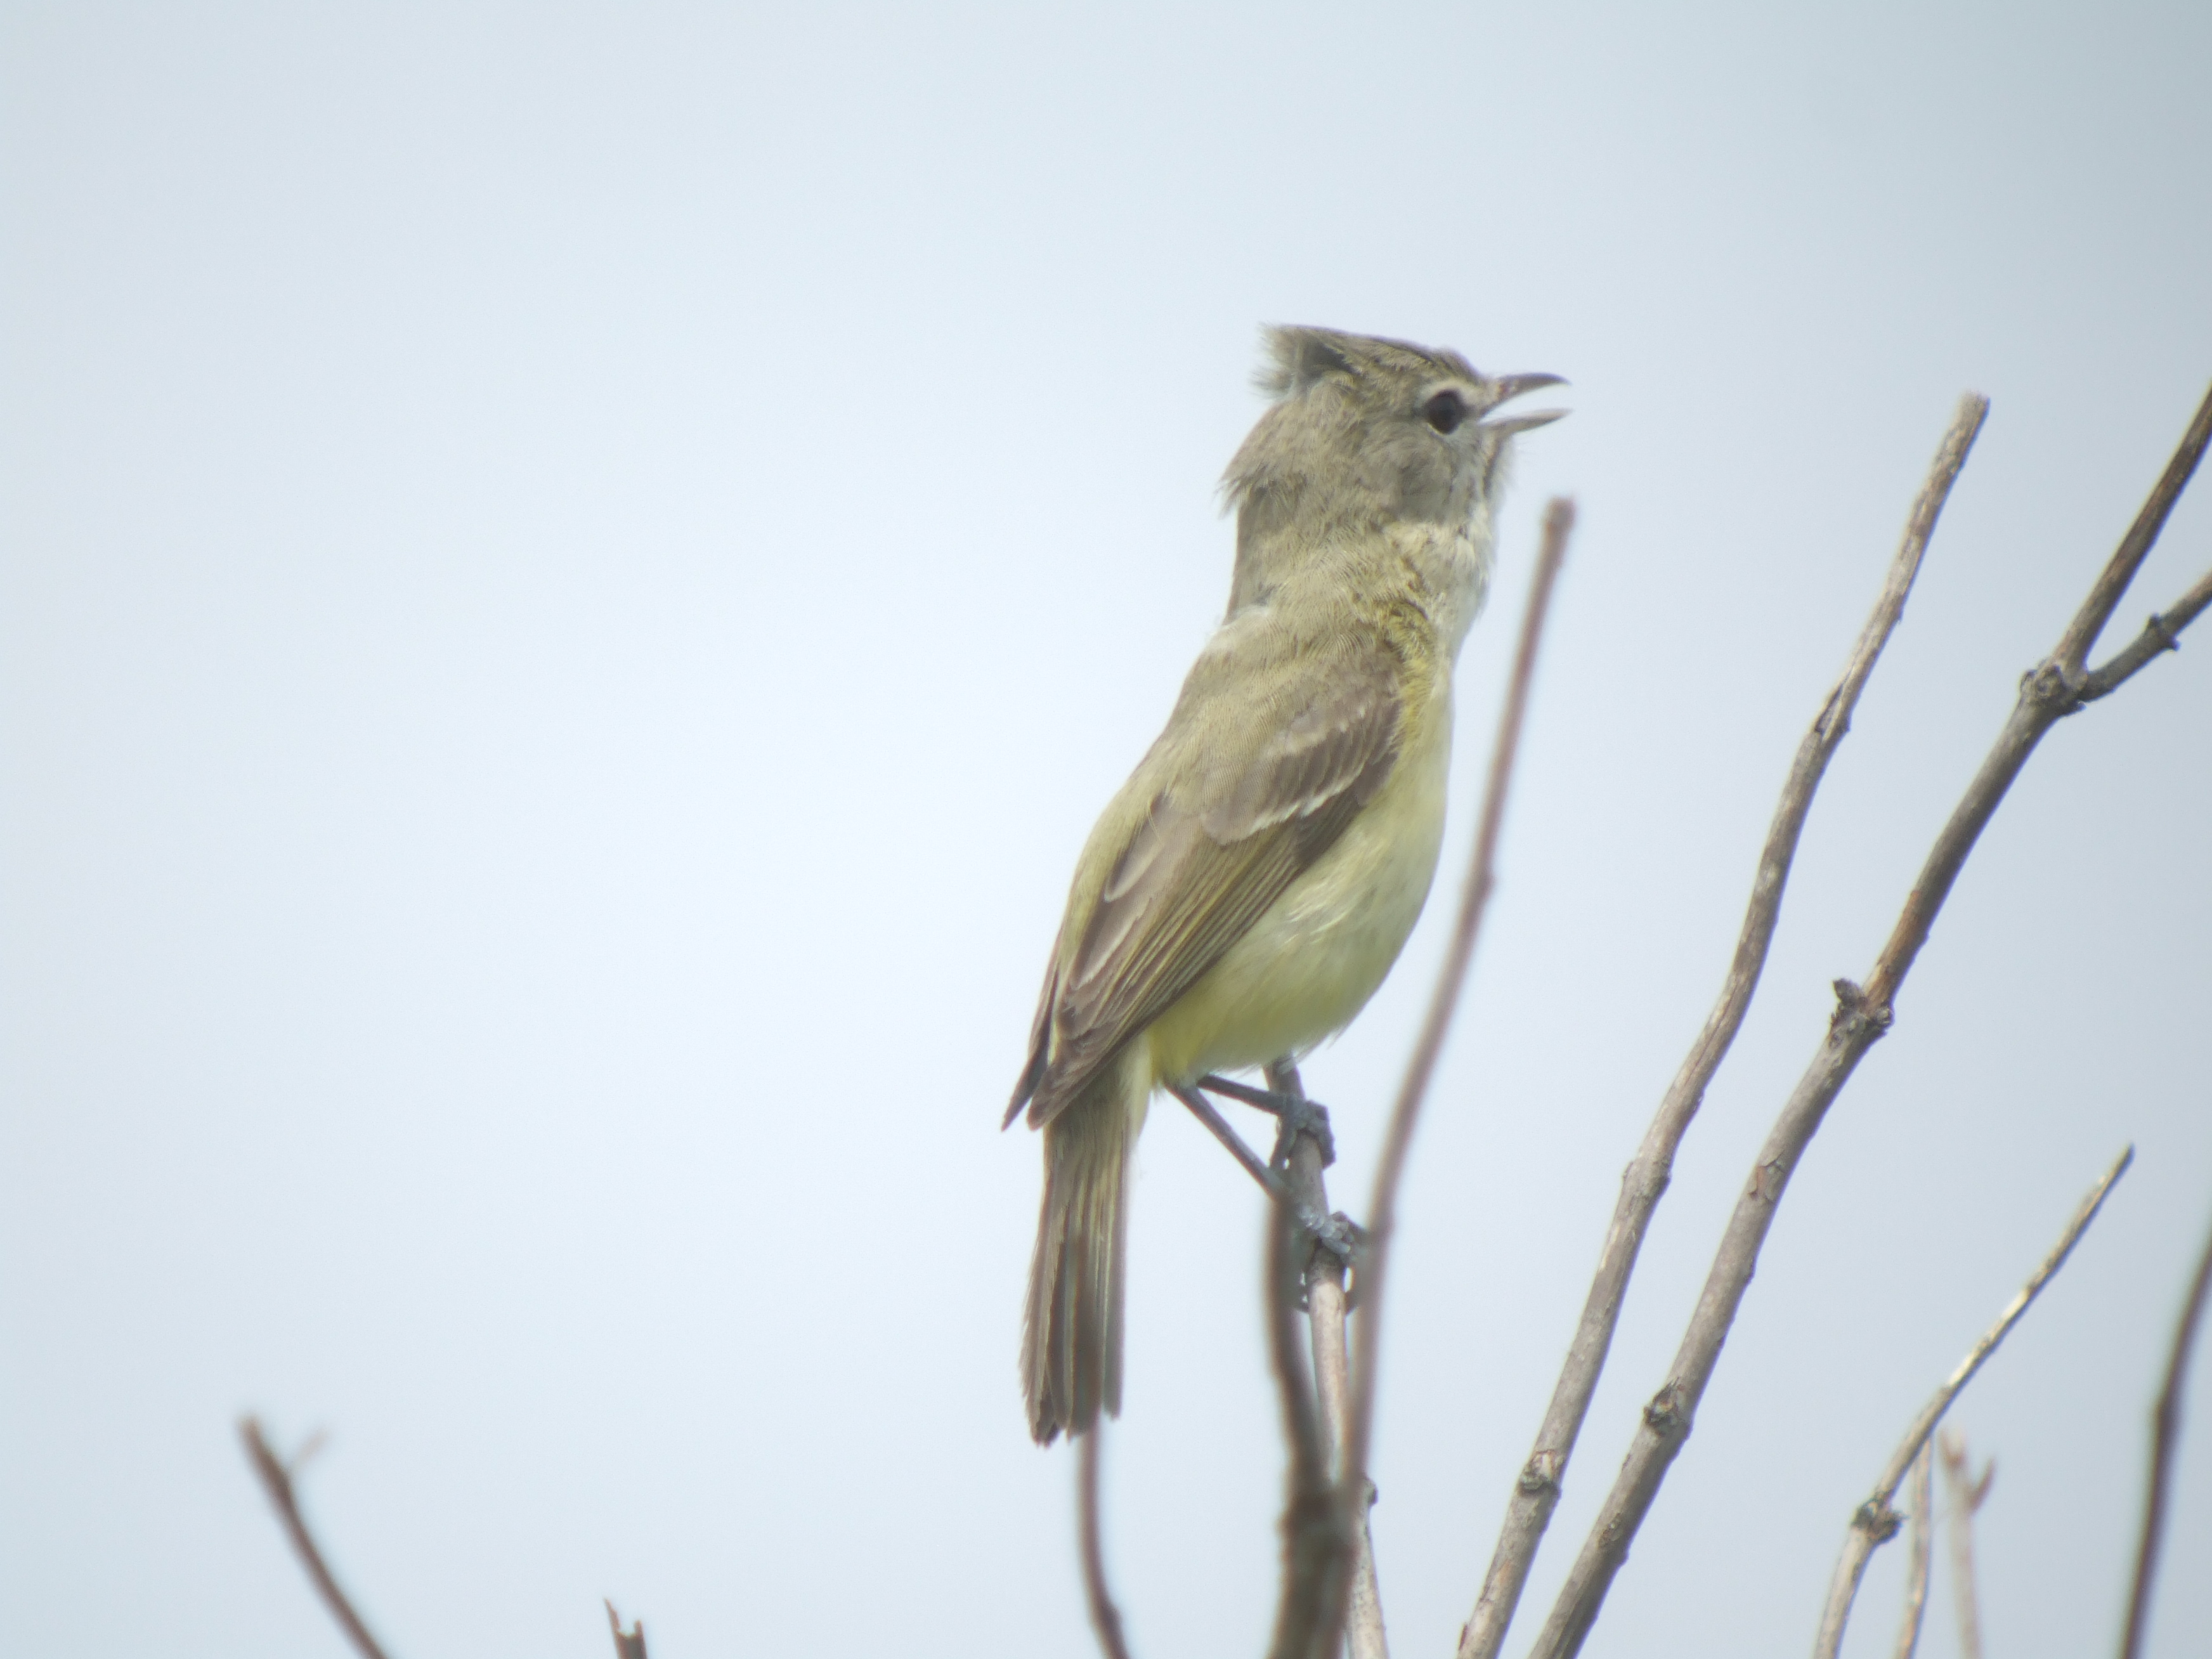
[4,4,2209,1657]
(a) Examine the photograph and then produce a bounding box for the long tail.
[1022,1067,1145,1445]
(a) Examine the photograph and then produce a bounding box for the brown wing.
[1008,649,1402,1129]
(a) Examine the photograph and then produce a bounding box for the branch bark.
[1459,398,1988,1659]
[1526,379,2212,1659]
[2118,1198,2212,1659]
[1812,1147,2131,1659]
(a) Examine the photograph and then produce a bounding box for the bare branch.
[1812,1148,2131,1659]
[1461,398,1988,1659]
[1078,1430,1134,1659]
[1528,382,2212,1659]
[2118,1198,2212,1659]
[2052,380,2212,676]
[605,1600,649,1659]
[239,1417,396,1659]
[1938,1432,1994,1659]
[1891,1443,1934,1659]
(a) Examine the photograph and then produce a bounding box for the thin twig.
[1892,1442,1934,1659]
[2118,1197,2212,1659]
[1318,497,1572,1658]
[605,1600,650,1659]
[1812,1148,2131,1659]
[1528,383,2212,1659]
[1079,1428,1134,1659]
[239,1418,395,1659]
[1938,1431,1994,1659]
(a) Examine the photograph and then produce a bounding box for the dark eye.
[1421,389,1467,434]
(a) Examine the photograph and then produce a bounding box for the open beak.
[1480,372,1568,437]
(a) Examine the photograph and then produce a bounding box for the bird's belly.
[1143,708,1452,1086]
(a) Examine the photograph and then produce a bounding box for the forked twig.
[1812,1148,2131,1659]
[1318,497,1574,1657]
[2118,1199,2212,1659]
[239,1417,395,1659]
[1527,379,2212,1659]
[1079,1429,1133,1659]
[1460,397,1988,1659]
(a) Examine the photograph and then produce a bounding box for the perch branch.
[1459,396,1988,1659]
[1265,1071,1341,1659]
[1527,380,2212,1659]
[1812,1147,2131,1659]
[239,1417,395,1659]
[1272,1060,1388,1659]
[2118,1197,2212,1659]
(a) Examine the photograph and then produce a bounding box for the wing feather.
[1012,645,1402,1128]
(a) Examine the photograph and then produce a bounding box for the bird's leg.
[1197,1071,1337,1168]
[1168,1083,1360,1273]
[1169,1084,1286,1200]
[1259,1062,1363,1283]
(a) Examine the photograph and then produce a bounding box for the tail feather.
[1022,1069,1143,1444]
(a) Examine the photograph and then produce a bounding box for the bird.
[1005,325,1563,1444]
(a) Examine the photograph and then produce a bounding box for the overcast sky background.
[4,4,2210,1656]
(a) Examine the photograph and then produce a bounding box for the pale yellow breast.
[1141,675,1454,1087]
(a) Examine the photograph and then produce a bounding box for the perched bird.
[1006,326,1563,1444]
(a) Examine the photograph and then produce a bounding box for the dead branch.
[1457,400,1987,1659]
[1525,379,2212,1659]
[1812,1147,2131,1659]
[239,1417,395,1659]
[1079,1429,1133,1659]
[2118,1198,2212,1659]
[1891,1442,1934,1659]
[1938,1432,1994,1659]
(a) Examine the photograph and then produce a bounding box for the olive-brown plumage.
[1008,327,1562,1443]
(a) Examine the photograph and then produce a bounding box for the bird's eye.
[1422,390,1467,434]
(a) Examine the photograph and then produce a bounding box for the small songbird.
[1006,326,1563,1445]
